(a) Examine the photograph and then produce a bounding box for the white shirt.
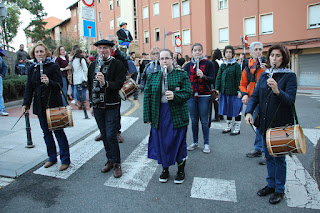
[72,57,88,85]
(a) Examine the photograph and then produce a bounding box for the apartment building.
[229,0,320,86]
[211,0,229,51]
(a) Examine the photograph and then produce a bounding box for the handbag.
[46,84,74,131]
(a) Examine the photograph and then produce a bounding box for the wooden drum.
[119,78,138,101]
[266,125,306,157]
[46,106,73,131]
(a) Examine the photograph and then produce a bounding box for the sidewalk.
[0,100,132,178]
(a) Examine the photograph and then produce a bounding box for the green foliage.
[90,50,97,57]
[3,75,27,102]
[1,5,21,44]
[60,37,86,53]
[43,37,57,53]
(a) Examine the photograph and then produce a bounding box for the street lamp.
[163,27,173,48]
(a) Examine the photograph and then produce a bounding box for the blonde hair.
[29,41,52,59]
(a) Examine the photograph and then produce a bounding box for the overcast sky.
[11,0,78,50]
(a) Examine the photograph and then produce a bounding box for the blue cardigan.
[245,71,297,135]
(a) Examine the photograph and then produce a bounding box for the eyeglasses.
[152,52,160,55]
[160,57,172,61]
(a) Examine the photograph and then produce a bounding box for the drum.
[266,125,306,157]
[46,106,74,131]
[119,78,138,101]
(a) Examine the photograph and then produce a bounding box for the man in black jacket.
[116,22,133,48]
[88,39,126,178]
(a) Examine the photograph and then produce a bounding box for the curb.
[4,100,23,109]
[315,137,320,190]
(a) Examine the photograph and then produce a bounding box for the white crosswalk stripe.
[104,135,158,191]
[33,116,139,179]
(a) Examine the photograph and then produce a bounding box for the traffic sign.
[0,3,7,20]
[175,37,182,47]
[82,6,95,21]
[82,0,94,7]
[244,35,248,48]
[83,20,96,38]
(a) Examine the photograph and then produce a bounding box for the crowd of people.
[0,20,298,205]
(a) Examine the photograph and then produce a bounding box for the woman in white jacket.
[71,49,88,108]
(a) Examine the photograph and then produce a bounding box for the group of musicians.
[22,38,297,205]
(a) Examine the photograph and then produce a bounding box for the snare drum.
[119,78,138,101]
[46,106,74,131]
[266,125,306,157]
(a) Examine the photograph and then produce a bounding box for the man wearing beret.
[88,39,126,178]
[116,22,133,48]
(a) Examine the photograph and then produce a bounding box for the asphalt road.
[0,91,319,213]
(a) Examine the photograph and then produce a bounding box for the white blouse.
[72,57,88,85]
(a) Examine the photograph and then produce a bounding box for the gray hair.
[249,42,263,52]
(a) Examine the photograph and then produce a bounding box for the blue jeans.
[94,106,121,163]
[262,136,286,193]
[253,105,263,152]
[61,76,68,106]
[75,84,87,102]
[38,114,70,164]
[188,96,211,145]
[0,77,5,112]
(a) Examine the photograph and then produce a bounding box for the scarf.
[265,67,292,77]
[224,58,237,65]
[32,57,54,67]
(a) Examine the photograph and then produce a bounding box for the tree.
[23,0,49,43]
[0,0,29,50]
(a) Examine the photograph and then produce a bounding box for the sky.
[11,0,78,51]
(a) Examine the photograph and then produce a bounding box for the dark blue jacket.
[245,71,297,135]
[23,60,63,116]
[0,56,8,78]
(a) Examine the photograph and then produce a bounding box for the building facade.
[211,0,229,51]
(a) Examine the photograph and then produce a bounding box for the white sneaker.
[203,144,210,153]
[0,111,9,116]
[71,100,76,104]
[187,143,198,151]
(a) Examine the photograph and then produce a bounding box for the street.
[0,89,320,213]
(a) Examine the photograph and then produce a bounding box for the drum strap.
[47,83,69,108]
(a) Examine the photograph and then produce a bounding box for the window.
[219,28,229,42]
[110,19,114,29]
[116,0,120,7]
[98,12,102,22]
[99,31,102,40]
[109,0,113,10]
[153,2,159,16]
[308,4,320,29]
[244,17,256,36]
[155,28,160,41]
[183,29,190,45]
[173,31,180,46]
[218,0,228,9]
[117,16,121,28]
[73,9,77,17]
[74,24,77,32]
[98,0,101,3]
[143,6,149,19]
[182,0,189,16]
[144,31,149,43]
[260,13,273,34]
[172,3,179,18]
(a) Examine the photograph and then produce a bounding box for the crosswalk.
[2,115,320,210]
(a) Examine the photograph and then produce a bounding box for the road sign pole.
[88,37,91,56]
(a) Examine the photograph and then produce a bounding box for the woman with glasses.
[144,49,192,184]
[184,43,215,154]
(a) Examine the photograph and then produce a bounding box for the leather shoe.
[44,161,56,168]
[117,133,124,143]
[113,163,122,178]
[246,150,262,158]
[94,134,103,141]
[101,160,113,173]
[59,164,69,171]
[269,192,284,204]
[257,186,275,196]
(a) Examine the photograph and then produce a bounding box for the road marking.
[124,98,139,116]
[104,135,158,191]
[190,177,237,202]
[33,117,139,179]
[0,177,15,189]
[286,155,320,209]
[303,128,320,146]
[210,122,227,130]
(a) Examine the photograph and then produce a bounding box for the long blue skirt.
[219,94,243,117]
[148,103,188,168]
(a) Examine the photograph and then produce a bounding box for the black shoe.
[257,186,275,196]
[219,115,224,120]
[174,171,185,184]
[269,192,284,204]
[159,169,169,183]
[222,129,231,134]
[246,150,262,158]
[259,155,266,165]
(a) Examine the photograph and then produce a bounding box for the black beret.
[93,39,114,47]
[120,22,127,27]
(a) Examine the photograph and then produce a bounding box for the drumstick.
[11,111,26,130]
[249,123,256,133]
